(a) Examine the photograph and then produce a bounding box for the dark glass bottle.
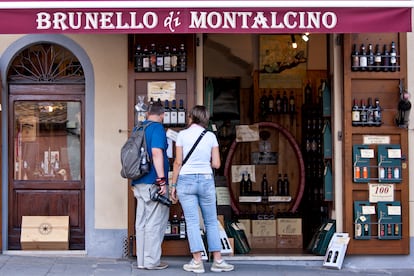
[261,174,268,196]
[352,99,360,126]
[149,43,157,72]
[360,99,367,125]
[277,174,283,196]
[359,44,367,71]
[178,43,187,72]
[259,90,268,117]
[246,174,253,194]
[267,89,274,114]
[289,91,295,114]
[179,213,186,239]
[170,99,178,127]
[374,44,382,72]
[134,44,143,72]
[177,99,186,127]
[156,45,164,72]
[283,174,290,196]
[304,80,312,104]
[367,97,374,126]
[171,47,178,72]
[382,44,390,72]
[351,44,359,71]
[390,41,397,72]
[275,91,282,114]
[373,98,382,126]
[367,44,375,71]
[142,46,150,72]
[239,174,246,196]
[163,99,171,127]
[282,90,288,114]
[163,45,171,72]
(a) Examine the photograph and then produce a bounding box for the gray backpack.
[120,121,152,179]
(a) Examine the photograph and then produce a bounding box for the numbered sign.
[369,183,394,202]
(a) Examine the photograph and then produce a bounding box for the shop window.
[13,101,81,181]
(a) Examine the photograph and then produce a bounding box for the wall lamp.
[302,33,310,42]
[291,34,298,49]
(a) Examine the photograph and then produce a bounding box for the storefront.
[0,0,413,269]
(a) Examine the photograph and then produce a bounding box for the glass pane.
[14,101,81,181]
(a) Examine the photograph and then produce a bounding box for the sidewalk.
[0,254,413,276]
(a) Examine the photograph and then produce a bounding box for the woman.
[171,105,234,273]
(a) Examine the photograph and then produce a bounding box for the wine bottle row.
[351,97,382,127]
[134,42,187,73]
[165,213,186,239]
[239,173,290,197]
[351,41,398,72]
[259,89,296,117]
[136,97,187,127]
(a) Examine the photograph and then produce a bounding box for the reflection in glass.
[14,101,81,181]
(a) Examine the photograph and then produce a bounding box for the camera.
[149,185,172,207]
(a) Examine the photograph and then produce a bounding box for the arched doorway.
[7,43,85,250]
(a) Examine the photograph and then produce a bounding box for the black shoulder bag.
[182,129,208,165]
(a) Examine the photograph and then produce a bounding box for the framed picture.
[259,35,308,89]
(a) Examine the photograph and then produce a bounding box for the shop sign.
[0,7,411,33]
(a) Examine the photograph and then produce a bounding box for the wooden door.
[8,85,85,250]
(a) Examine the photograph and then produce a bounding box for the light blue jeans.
[177,174,221,253]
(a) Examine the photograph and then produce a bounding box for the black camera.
[149,185,172,207]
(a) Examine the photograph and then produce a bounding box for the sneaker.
[145,262,168,270]
[211,259,234,272]
[183,259,205,273]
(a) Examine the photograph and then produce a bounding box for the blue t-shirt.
[131,120,169,185]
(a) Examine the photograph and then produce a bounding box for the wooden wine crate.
[20,216,69,250]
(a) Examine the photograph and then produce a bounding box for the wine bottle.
[177,99,186,127]
[373,98,382,126]
[277,174,283,196]
[170,99,178,127]
[171,214,179,235]
[351,44,359,71]
[289,91,296,115]
[239,173,246,196]
[179,213,186,239]
[163,45,171,72]
[259,90,268,117]
[360,99,367,126]
[163,99,171,127]
[134,44,143,72]
[142,46,150,72]
[367,44,374,71]
[374,44,382,72]
[171,46,178,72]
[390,41,397,72]
[261,174,268,196]
[246,174,253,194]
[149,43,157,72]
[304,80,312,104]
[359,44,367,71]
[382,44,390,72]
[366,97,374,126]
[275,91,282,114]
[156,45,164,72]
[283,173,290,196]
[178,43,187,72]
[282,90,288,114]
[267,89,274,114]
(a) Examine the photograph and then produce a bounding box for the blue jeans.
[177,174,221,253]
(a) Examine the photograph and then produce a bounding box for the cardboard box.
[252,220,276,237]
[21,216,69,250]
[277,218,302,235]
[251,236,277,249]
[237,219,251,234]
[276,234,303,248]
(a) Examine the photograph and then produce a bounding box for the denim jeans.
[177,174,221,253]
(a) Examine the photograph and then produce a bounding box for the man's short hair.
[148,101,165,115]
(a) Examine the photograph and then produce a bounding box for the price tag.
[369,183,394,203]
[360,149,374,158]
[388,148,401,158]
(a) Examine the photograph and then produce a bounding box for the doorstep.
[3,250,87,257]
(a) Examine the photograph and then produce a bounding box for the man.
[131,101,170,270]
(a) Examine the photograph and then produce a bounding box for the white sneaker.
[183,259,205,273]
[211,259,234,272]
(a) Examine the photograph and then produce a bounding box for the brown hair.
[189,105,210,128]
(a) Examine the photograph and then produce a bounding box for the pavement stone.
[0,255,413,276]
